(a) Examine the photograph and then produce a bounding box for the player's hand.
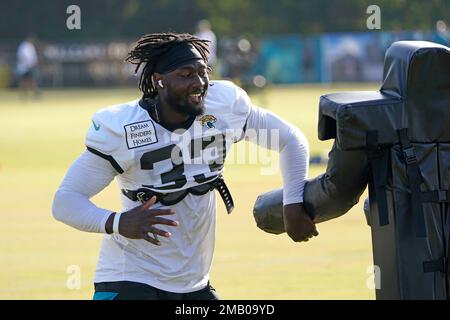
[283,203,318,242]
[119,196,179,246]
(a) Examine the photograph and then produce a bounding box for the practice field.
[0,83,378,300]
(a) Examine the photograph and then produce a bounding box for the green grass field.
[0,83,378,300]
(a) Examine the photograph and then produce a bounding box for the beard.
[166,91,206,117]
[173,100,205,117]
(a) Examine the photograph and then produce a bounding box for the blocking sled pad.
[253,41,450,299]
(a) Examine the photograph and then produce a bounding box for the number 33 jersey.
[85,80,252,292]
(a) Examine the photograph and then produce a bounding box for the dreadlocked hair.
[126,33,210,98]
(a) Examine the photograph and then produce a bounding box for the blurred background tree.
[0,0,448,41]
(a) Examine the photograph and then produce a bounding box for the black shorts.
[93,281,219,300]
[19,68,36,80]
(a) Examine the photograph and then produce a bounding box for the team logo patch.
[124,120,158,149]
[199,115,217,128]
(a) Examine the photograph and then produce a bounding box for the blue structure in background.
[251,36,321,84]
[243,31,449,85]
[320,32,384,83]
[254,37,302,84]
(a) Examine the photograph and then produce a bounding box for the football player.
[52,33,316,300]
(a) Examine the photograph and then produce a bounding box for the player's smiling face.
[159,61,209,117]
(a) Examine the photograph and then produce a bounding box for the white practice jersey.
[16,41,38,75]
[53,80,309,293]
[88,80,251,292]
[87,81,248,195]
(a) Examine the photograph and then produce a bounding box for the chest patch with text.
[124,120,158,149]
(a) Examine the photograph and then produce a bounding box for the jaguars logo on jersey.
[199,115,216,128]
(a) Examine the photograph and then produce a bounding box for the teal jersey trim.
[93,292,119,300]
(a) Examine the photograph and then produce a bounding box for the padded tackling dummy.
[253,41,450,299]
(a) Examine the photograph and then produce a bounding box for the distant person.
[194,20,217,67]
[52,32,313,300]
[434,20,450,45]
[16,35,39,98]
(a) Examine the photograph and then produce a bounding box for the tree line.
[0,0,448,41]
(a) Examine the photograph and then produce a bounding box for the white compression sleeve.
[244,105,309,205]
[52,151,118,233]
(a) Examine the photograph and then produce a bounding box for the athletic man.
[16,35,39,98]
[52,33,316,300]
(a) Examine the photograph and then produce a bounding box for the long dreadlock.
[126,33,210,99]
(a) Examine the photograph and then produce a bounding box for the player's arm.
[52,150,119,233]
[244,106,318,242]
[52,151,178,245]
